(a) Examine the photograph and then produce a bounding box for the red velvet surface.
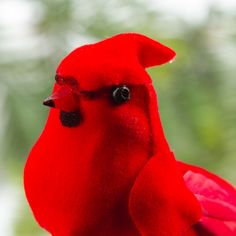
[24,33,236,236]
[179,162,236,235]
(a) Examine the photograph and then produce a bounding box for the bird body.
[24,33,236,236]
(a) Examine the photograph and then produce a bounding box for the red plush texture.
[24,33,236,236]
[179,162,236,235]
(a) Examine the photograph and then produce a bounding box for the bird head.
[43,33,175,153]
[25,33,176,234]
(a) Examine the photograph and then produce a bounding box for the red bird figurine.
[24,33,236,236]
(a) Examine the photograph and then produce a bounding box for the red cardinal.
[24,33,236,236]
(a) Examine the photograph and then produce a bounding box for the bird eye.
[112,85,130,105]
[55,75,65,85]
[55,75,78,89]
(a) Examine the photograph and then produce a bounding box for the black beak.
[43,98,55,107]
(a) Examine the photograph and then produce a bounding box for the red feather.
[24,33,235,236]
[179,162,236,235]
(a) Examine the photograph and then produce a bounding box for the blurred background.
[0,0,236,235]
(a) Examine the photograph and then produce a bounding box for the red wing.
[129,152,201,236]
[178,161,236,236]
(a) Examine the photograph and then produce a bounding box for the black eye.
[55,75,65,85]
[112,85,130,105]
